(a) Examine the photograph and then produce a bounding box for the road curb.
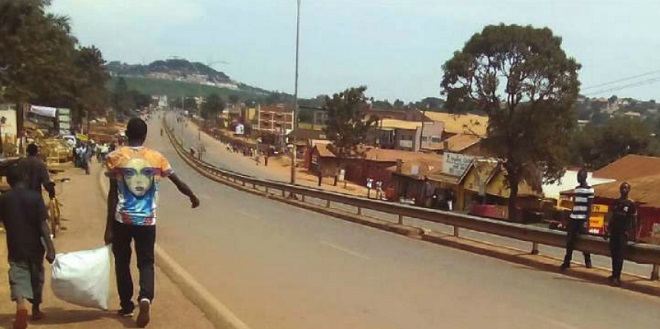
[98,168,251,329]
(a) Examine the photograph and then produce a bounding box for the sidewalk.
[0,163,214,329]
[178,117,374,198]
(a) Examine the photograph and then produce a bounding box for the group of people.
[1,116,200,328]
[224,142,270,166]
[561,169,637,287]
[73,141,115,175]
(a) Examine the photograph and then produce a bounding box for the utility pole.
[290,0,301,185]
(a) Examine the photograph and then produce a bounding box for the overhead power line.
[582,69,660,91]
[584,76,660,96]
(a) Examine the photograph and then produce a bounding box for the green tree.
[201,93,225,125]
[441,24,581,220]
[130,90,151,109]
[184,97,198,112]
[112,77,134,115]
[596,117,652,167]
[323,86,378,186]
[73,46,109,127]
[228,94,240,104]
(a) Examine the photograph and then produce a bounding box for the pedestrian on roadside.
[17,144,56,200]
[75,143,90,175]
[0,165,56,328]
[104,118,200,328]
[420,176,435,208]
[264,154,269,167]
[560,168,593,271]
[605,182,637,287]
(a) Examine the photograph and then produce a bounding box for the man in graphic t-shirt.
[104,118,200,328]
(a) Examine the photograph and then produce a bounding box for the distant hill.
[105,59,272,99]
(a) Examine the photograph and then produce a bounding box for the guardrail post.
[357,207,362,215]
[282,189,286,197]
[301,195,305,202]
[252,183,256,189]
[242,181,246,187]
[652,264,659,281]
[453,226,459,237]
[326,200,331,208]
[265,186,269,195]
[531,242,539,255]
[398,214,403,225]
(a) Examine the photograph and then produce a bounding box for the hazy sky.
[50,0,660,102]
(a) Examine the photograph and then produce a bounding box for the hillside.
[106,58,273,100]
[107,76,271,100]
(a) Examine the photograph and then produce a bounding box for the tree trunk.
[507,176,519,222]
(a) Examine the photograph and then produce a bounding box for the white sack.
[51,245,111,310]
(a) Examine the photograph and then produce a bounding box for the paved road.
[165,112,653,278]
[150,113,660,329]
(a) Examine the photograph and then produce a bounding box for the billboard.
[442,152,475,177]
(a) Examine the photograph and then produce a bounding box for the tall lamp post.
[290,0,301,185]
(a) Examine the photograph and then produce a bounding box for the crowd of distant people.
[72,140,116,175]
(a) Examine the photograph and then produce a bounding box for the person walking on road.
[560,168,594,271]
[17,144,56,200]
[104,118,200,328]
[0,165,56,328]
[605,182,637,287]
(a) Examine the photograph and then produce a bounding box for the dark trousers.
[563,219,592,265]
[609,231,628,279]
[112,221,156,311]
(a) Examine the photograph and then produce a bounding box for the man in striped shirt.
[560,169,594,271]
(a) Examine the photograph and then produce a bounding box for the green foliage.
[441,24,581,220]
[184,97,198,112]
[112,77,134,115]
[73,46,110,120]
[201,93,225,123]
[0,0,110,131]
[571,117,655,168]
[228,94,240,104]
[323,86,377,162]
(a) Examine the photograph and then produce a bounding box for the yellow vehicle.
[557,199,609,235]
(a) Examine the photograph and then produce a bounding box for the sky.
[49,0,660,102]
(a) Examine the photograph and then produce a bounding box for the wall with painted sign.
[442,152,475,177]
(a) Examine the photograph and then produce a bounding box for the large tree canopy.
[0,0,110,132]
[441,24,581,220]
[322,86,378,185]
[201,93,225,123]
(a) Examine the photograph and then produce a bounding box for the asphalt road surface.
[150,113,660,329]
[165,112,653,278]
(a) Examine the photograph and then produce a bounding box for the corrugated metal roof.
[424,112,488,137]
[377,118,423,130]
[443,134,481,152]
[594,154,660,181]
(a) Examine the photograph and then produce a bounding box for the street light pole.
[290,0,301,185]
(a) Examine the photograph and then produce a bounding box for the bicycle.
[47,178,70,238]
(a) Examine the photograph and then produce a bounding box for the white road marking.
[320,241,370,260]
[236,210,259,219]
[531,314,581,329]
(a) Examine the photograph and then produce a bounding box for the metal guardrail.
[164,116,660,280]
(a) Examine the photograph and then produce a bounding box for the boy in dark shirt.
[0,165,56,329]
